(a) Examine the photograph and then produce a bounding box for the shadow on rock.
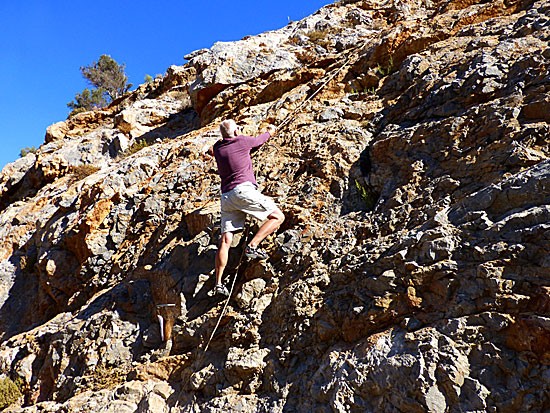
[340,146,379,215]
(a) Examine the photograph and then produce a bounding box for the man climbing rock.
[212,119,285,297]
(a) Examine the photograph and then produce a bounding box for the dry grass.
[287,36,302,46]
[306,29,332,49]
[75,365,128,395]
[89,365,127,391]
[70,164,101,181]
[295,49,318,64]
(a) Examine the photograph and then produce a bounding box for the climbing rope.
[275,44,362,134]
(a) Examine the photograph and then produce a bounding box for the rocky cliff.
[1,0,550,411]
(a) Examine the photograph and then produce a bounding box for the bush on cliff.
[121,139,152,157]
[0,377,22,409]
[67,88,108,117]
[19,146,37,157]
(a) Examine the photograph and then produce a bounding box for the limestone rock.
[235,278,267,309]
[319,107,344,122]
[224,346,269,389]
[45,121,69,142]
[187,35,300,115]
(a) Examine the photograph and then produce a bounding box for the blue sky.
[0,0,330,171]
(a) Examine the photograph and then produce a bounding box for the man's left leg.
[247,208,285,257]
[214,231,233,296]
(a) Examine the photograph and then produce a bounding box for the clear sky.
[0,0,331,171]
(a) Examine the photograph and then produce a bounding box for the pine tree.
[67,55,132,118]
[81,55,132,101]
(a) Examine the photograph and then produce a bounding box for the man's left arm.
[247,125,276,150]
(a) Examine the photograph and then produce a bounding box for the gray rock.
[225,347,269,377]
[460,377,489,411]
[235,278,266,309]
[137,392,168,413]
[184,48,209,61]
[400,54,430,83]
[319,107,344,122]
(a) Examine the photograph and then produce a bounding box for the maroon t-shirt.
[213,132,271,194]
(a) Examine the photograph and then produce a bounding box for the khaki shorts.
[220,182,278,233]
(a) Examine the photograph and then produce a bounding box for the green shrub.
[355,179,378,211]
[20,146,38,157]
[365,87,377,95]
[120,139,153,158]
[0,377,22,410]
[67,88,108,118]
[375,56,395,77]
[375,64,387,77]
[81,55,132,101]
[68,107,89,118]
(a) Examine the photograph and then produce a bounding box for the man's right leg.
[215,231,233,289]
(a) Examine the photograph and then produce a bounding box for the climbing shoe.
[245,245,269,260]
[214,284,230,297]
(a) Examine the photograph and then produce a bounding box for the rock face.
[1,0,550,411]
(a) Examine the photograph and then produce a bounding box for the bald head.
[220,119,238,138]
